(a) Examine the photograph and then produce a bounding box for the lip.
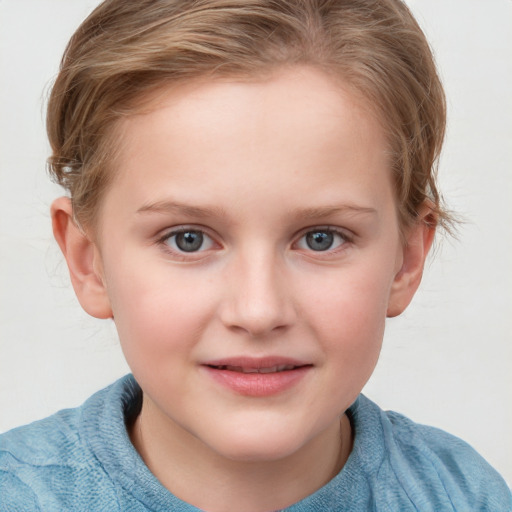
[201,356,312,397]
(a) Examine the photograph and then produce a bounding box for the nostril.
[218,262,295,335]
[226,319,289,338]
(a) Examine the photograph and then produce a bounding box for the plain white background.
[0,0,511,485]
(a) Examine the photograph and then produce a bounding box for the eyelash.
[156,225,353,259]
[294,227,352,254]
[157,227,217,260]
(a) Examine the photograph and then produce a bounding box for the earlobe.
[387,207,436,318]
[51,197,113,319]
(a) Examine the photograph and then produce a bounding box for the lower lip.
[202,366,311,397]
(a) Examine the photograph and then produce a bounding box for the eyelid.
[154,224,353,259]
[293,226,353,252]
[156,223,215,240]
[156,225,221,258]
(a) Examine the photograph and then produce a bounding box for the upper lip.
[202,356,312,373]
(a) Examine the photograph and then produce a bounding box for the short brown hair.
[47,0,449,231]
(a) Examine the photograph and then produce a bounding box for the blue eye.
[297,229,346,252]
[165,229,214,253]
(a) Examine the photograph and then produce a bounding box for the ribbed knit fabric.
[1,375,510,511]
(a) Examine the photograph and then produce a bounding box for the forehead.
[104,67,395,224]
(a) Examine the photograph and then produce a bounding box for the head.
[47,0,448,233]
[48,0,447,475]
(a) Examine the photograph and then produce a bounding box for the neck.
[130,399,353,512]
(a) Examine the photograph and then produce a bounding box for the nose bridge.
[221,243,293,336]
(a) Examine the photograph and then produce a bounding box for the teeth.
[241,367,260,374]
[217,364,296,373]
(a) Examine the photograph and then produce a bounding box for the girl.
[1,1,510,510]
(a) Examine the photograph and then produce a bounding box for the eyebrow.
[136,200,227,218]
[136,200,377,220]
[291,205,378,220]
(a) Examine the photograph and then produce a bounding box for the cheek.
[303,265,392,370]
[105,259,216,368]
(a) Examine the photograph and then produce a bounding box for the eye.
[296,228,347,252]
[164,229,215,253]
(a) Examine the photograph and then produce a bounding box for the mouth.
[201,357,312,396]
[206,363,304,374]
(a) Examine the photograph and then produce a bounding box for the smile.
[208,364,299,374]
[202,358,312,396]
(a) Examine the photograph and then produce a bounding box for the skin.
[52,66,435,512]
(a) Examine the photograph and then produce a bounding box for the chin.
[201,420,315,464]
[218,439,301,464]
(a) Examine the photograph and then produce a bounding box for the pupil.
[306,231,333,251]
[176,231,203,252]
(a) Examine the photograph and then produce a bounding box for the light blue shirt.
[1,375,510,511]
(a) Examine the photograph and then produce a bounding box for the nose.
[219,249,295,337]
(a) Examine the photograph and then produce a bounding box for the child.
[0,0,510,510]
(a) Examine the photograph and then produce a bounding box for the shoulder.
[0,404,97,511]
[1,403,80,461]
[350,395,512,511]
[0,406,75,508]
[0,375,140,511]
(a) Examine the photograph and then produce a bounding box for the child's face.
[80,67,421,462]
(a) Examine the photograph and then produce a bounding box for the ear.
[51,197,113,319]
[387,205,436,317]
